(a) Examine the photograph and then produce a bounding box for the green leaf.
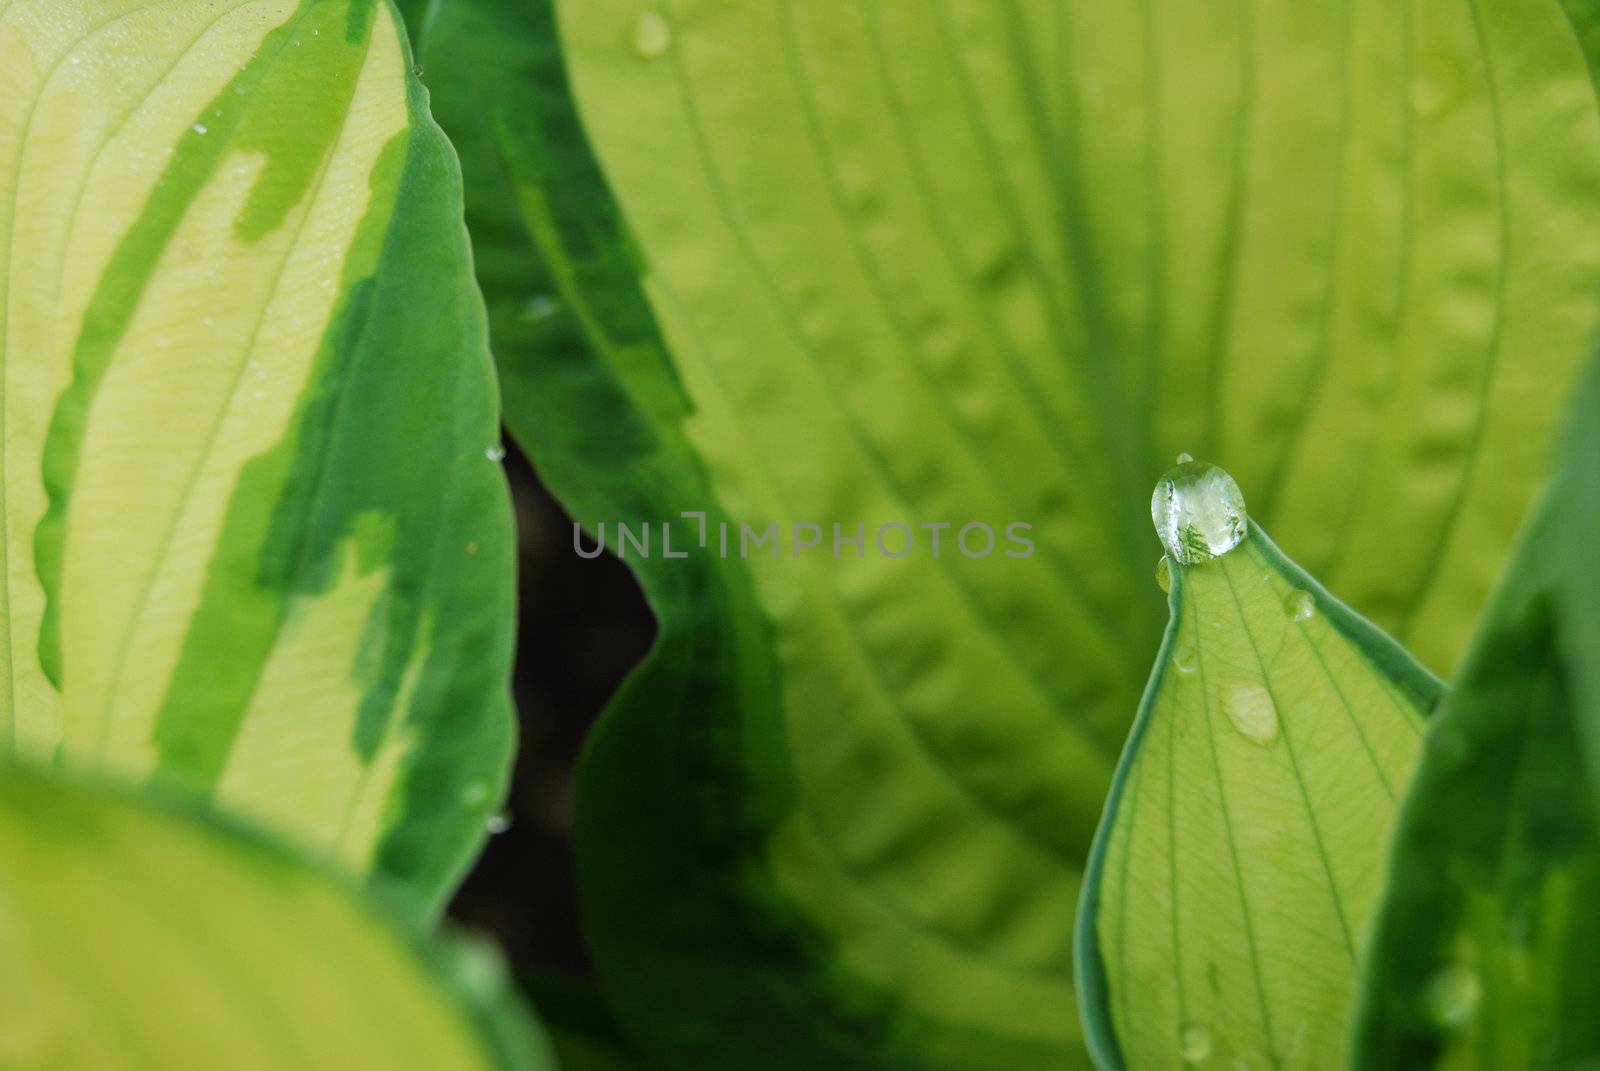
[424,0,1600,1065]
[0,0,516,916]
[0,762,554,1070]
[1075,497,1442,1069]
[1350,362,1600,1067]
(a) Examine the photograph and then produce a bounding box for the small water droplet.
[1174,644,1198,674]
[1175,451,1194,464]
[519,294,560,323]
[1222,682,1279,745]
[1151,460,1247,564]
[1423,964,1481,1029]
[1283,590,1314,622]
[412,63,424,77]
[1156,555,1172,593]
[192,122,208,135]
[485,811,512,835]
[633,10,673,58]
[460,781,488,806]
[466,541,480,556]
[1179,1022,1213,1064]
[485,445,507,462]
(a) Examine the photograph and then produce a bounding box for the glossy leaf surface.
[1076,525,1441,1069]
[0,0,516,915]
[424,0,1600,1065]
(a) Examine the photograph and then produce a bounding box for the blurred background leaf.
[1352,362,1600,1068]
[0,0,517,919]
[0,763,554,1071]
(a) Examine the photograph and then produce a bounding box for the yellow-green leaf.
[0,0,515,916]
[0,763,554,1070]
[1076,464,1443,1069]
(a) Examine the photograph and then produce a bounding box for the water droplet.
[519,294,560,323]
[460,782,489,806]
[1151,460,1248,564]
[485,811,512,835]
[1222,682,1279,745]
[466,541,480,556]
[485,445,507,462]
[1176,451,1194,464]
[1179,1022,1213,1064]
[1173,644,1198,674]
[1156,555,1172,593]
[1283,589,1314,622]
[411,63,423,77]
[191,122,208,135]
[1424,964,1481,1029]
[633,10,673,58]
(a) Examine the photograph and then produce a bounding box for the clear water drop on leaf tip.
[1151,459,1247,564]
[485,811,511,835]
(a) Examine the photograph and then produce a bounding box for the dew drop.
[191,122,208,135]
[1175,451,1194,464]
[1156,555,1171,593]
[466,541,480,556]
[485,811,512,835]
[519,294,560,323]
[1423,964,1481,1029]
[1151,460,1247,565]
[1222,682,1279,746]
[1283,589,1314,622]
[485,445,507,462]
[1173,644,1198,674]
[633,10,672,58]
[460,781,489,806]
[1179,1022,1213,1064]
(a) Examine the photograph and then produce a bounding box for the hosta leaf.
[1351,364,1600,1067]
[0,763,554,1070]
[0,0,515,914]
[425,0,1600,1065]
[1075,464,1442,1070]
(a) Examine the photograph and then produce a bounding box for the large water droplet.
[1179,1022,1213,1064]
[633,11,673,58]
[1156,555,1172,593]
[1283,590,1314,622]
[1423,964,1481,1029]
[1151,460,1247,564]
[1223,682,1279,745]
